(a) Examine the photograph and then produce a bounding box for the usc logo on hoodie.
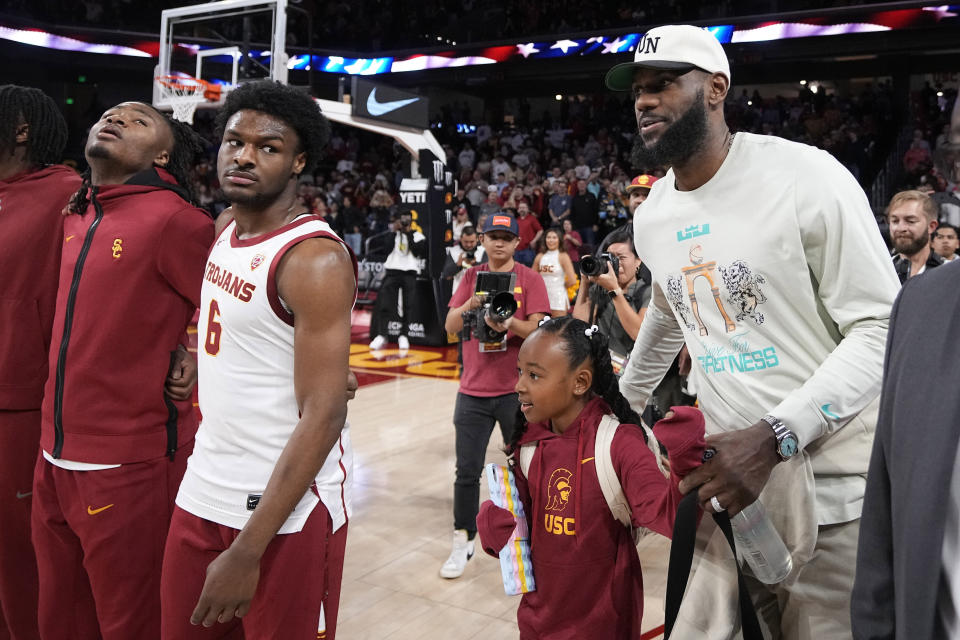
[544,467,575,536]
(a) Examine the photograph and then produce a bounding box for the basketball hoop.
[154,75,221,124]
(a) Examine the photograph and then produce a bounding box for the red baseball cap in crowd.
[626,174,659,192]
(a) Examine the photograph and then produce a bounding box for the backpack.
[517,414,667,543]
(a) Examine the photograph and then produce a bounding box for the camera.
[463,249,476,261]
[461,272,518,343]
[579,253,620,278]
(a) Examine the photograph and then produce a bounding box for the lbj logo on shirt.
[544,467,575,536]
[112,238,123,259]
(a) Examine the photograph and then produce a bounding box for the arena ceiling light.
[1,4,956,76]
[0,25,150,57]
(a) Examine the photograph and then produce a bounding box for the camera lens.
[580,255,601,277]
[488,292,518,322]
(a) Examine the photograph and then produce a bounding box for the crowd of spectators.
[4,0,877,50]
[900,84,960,226]
[183,78,897,262]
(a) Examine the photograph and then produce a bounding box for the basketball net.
[155,76,211,124]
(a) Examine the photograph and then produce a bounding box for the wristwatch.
[608,287,624,299]
[761,415,799,461]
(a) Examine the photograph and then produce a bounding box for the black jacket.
[891,248,943,284]
[852,260,960,639]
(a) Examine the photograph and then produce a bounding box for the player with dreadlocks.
[477,316,706,638]
[31,101,214,640]
[0,84,78,640]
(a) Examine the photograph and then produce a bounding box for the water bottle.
[730,499,793,584]
[701,449,792,584]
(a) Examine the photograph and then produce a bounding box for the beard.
[85,140,114,161]
[631,88,708,170]
[221,181,287,209]
[892,233,929,257]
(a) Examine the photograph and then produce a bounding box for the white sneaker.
[439,529,475,579]
[397,335,410,351]
[369,335,387,350]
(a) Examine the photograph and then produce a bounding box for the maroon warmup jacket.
[479,399,705,639]
[39,168,214,464]
[0,165,82,410]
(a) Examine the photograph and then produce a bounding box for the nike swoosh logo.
[821,403,840,419]
[366,88,419,116]
[581,457,595,464]
[87,504,115,515]
[65,235,75,242]
[16,491,32,499]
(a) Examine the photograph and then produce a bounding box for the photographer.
[442,225,485,295]
[439,213,549,580]
[368,209,426,351]
[572,226,649,373]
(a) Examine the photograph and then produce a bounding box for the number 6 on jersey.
[205,299,222,356]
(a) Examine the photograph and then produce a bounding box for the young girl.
[477,317,705,639]
[533,228,577,317]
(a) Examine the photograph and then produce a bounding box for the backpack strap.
[518,442,536,477]
[642,419,669,478]
[594,414,632,529]
[595,414,670,544]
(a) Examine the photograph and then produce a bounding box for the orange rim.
[155,75,208,93]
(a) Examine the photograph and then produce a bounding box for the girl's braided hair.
[506,315,646,455]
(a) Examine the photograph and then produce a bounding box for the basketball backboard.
[154,0,290,113]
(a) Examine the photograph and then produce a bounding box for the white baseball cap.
[605,25,731,91]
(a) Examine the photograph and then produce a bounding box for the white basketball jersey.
[177,215,356,534]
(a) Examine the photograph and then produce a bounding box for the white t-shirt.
[448,244,485,295]
[383,230,425,272]
[177,216,355,534]
[620,132,900,525]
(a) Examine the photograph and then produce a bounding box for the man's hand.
[483,314,511,335]
[190,544,260,627]
[590,262,619,292]
[346,370,358,401]
[465,294,484,311]
[677,422,779,516]
[165,345,196,401]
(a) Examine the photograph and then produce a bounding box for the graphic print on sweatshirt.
[664,243,768,337]
[663,242,776,377]
[544,467,575,536]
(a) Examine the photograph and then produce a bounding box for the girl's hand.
[651,407,706,461]
[477,501,518,556]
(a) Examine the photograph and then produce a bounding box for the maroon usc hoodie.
[39,168,213,464]
[0,165,82,410]
[479,399,705,639]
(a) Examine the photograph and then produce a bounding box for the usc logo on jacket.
[544,467,575,536]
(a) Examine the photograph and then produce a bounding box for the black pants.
[374,269,416,337]
[453,392,517,534]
